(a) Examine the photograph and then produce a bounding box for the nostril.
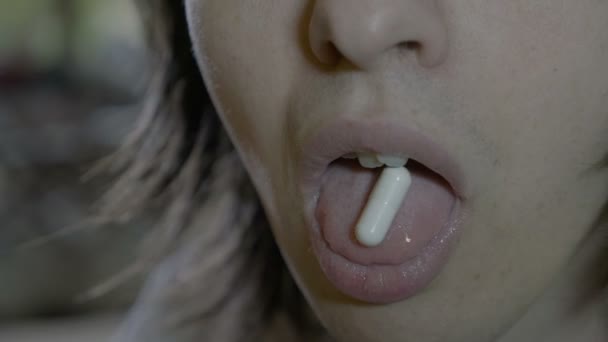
[317,41,340,65]
[308,0,449,71]
[397,40,439,67]
[398,41,423,60]
[400,41,422,50]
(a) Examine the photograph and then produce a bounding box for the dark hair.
[99,1,325,340]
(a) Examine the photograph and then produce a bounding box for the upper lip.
[296,116,468,222]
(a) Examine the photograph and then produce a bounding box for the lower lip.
[308,198,465,304]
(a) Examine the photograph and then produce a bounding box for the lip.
[297,116,469,303]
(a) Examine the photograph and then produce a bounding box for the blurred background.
[1,0,150,340]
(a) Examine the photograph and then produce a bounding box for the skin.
[185,1,608,341]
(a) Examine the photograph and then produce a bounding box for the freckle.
[553,67,558,73]
[474,273,481,281]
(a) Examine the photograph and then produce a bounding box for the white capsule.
[355,166,412,247]
[377,155,408,168]
[357,153,383,168]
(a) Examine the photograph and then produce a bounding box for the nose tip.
[309,0,449,70]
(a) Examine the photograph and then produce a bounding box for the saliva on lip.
[349,153,412,247]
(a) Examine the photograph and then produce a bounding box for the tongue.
[316,159,455,266]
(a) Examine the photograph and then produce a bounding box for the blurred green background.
[0,0,145,91]
[0,1,151,338]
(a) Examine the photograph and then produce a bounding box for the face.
[185,1,608,341]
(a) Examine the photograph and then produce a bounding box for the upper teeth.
[377,154,408,167]
[347,153,408,168]
[357,153,384,168]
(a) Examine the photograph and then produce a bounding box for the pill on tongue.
[355,166,412,247]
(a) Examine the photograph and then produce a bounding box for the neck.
[500,216,608,342]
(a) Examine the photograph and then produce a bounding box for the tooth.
[377,155,408,168]
[355,166,412,247]
[357,153,383,168]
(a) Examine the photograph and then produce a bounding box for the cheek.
[447,0,608,177]
[186,0,305,161]
[185,0,311,221]
[450,0,608,251]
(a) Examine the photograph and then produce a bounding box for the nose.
[309,0,449,70]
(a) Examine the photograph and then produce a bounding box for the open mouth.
[317,157,456,266]
[297,118,468,304]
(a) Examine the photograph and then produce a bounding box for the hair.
[97,1,326,341]
[99,0,608,340]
